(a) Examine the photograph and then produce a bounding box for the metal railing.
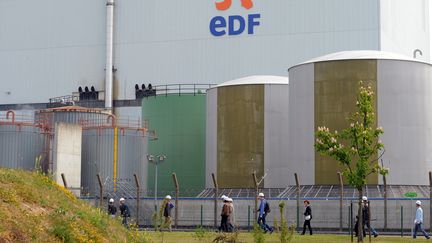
[150,84,216,97]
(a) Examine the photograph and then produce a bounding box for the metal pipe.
[107,114,117,127]
[6,110,15,123]
[413,49,423,59]
[105,0,114,109]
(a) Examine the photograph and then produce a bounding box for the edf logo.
[210,0,261,37]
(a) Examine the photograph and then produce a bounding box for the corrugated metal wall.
[81,128,147,196]
[0,125,45,170]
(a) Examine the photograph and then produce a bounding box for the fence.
[80,194,432,234]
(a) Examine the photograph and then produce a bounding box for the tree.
[315,81,388,242]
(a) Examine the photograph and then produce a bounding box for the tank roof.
[289,50,431,70]
[214,75,289,89]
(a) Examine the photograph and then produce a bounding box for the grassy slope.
[0,168,148,242]
[148,232,432,243]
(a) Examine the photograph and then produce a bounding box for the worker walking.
[413,200,430,239]
[257,193,273,233]
[301,200,313,235]
[163,195,175,232]
[108,198,117,218]
[119,198,130,228]
[362,196,378,238]
[220,196,231,232]
[227,198,235,232]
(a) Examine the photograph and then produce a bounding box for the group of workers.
[107,195,174,230]
[106,193,430,239]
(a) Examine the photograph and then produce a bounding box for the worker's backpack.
[264,201,271,213]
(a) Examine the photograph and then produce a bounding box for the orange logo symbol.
[215,0,254,11]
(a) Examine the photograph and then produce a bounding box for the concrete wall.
[53,122,82,196]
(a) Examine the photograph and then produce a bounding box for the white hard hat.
[165,195,172,200]
[221,195,228,200]
[258,193,264,197]
[109,198,114,203]
[119,198,125,202]
[227,198,233,202]
[416,200,422,205]
[362,196,367,201]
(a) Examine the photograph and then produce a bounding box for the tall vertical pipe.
[105,0,114,109]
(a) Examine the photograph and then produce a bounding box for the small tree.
[315,82,388,242]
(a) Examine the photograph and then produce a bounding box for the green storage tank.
[142,89,207,197]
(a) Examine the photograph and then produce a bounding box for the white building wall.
[380,0,430,62]
[53,122,82,196]
[0,0,106,104]
[287,64,315,185]
[0,0,381,104]
[378,60,432,185]
[264,84,290,188]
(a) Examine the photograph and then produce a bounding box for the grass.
[145,232,432,243]
[0,168,149,242]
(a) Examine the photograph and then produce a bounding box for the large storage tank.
[288,50,432,185]
[142,85,209,196]
[0,111,45,170]
[81,126,148,196]
[206,76,289,188]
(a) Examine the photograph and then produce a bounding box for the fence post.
[200,205,203,226]
[248,205,251,232]
[253,172,259,221]
[401,205,404,237]
[134,174,140,226]
[383,170,388,230]
[429,171,432,231]
[368,201,372,243]
[97,173,103,207]
[172,173,179,228]
[337,172,343,232]
[350,200,353,243]
[294,173,300,232]
[61,173,68,188]
[212,173,219,229]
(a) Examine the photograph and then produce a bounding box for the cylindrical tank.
[0,111,45,170]
[142,86,207,196]
[288,50,432,185]
[35,106,110,128]
[81,127,148,196]
[206,76,289,188]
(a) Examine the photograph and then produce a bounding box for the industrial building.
[0,0,430,112]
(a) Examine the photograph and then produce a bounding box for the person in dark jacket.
[119,198,130,227]
[362,196,378,237]
[163,195,175,232]
[108,198,117,218]
[301,200,313,235]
